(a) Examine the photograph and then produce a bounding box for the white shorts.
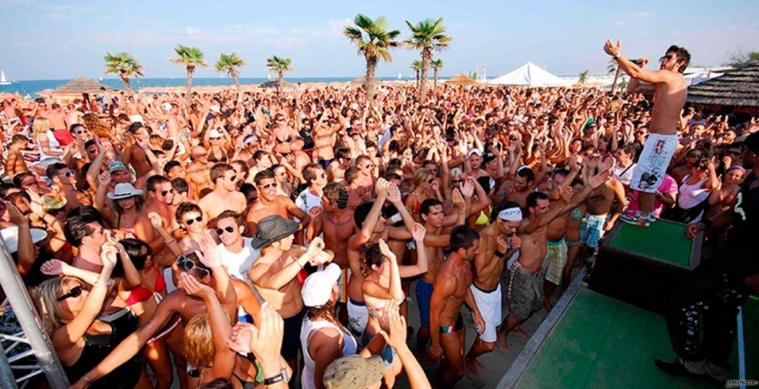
[630,133,679,193]
[347,298,368,336]
[470,284,502,343]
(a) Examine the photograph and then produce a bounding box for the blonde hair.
[412,168,432,188]
[184,314,213,367]
[32,117,51,136]
[81,113,111,137]
[32,276,77,334]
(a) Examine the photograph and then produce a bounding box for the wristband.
[263,368,290,386]
[495,250,506,258]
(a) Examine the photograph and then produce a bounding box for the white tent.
[488,62,573,87]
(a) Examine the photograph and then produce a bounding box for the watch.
[263,367,290,386]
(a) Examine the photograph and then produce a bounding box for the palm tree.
[578,70,589,85]
[103,52,144,92]
[215,52,245,95]
[607,58,621,94]
[171,45,207,99]
[266,55,293,83]
[405,18,451,103]
[344,14,401,105]
[431,59,443,89]
[411,60,422,89]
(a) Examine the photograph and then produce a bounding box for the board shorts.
[470,283,502,343]
[415,279,434,328]
[347,298,368,337]
[544,238,568,285]
[580,213,607,249]
[630,133,679,193]
[506,262,544,320]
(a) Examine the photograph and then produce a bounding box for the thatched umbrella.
[687,61,759,109]
[53,78,115,95]
[445,73,478,86]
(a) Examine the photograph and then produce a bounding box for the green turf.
[515,288,735,389]
[608,219,692,266]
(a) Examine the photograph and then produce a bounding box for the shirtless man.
[496,167,543,209]
[47,103,67,131]
[327,148,352,182]
[185,146,214,196]
[428,226,485,388]
[499,165,611,347]
[465,203,523,371]
[414,189,470,353]
[313,118,340,168]
[245,169,309,235]
[122,122,153,179]
[579,155,626,269]
[134,175,179,266]
[198,163,246,220]
[247,215,331,367]
[604,40,690,226]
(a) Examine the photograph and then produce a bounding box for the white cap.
[301,263,341,307]
[161,102,173,111]
[209,129,222,138]
[498,207,523,222]
[1,226,48,254]
[467,148,483,158]
[210,105,221,114]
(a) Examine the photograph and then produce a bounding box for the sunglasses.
[452,179,463,185]
[216,226,235,235]
[426,177,436,184]
[260,183,277,189]
[185,216,203,225]
[210,137,221,140]
[160,189,174,197]
[57,285,83,302]
[64,170,74,178]
[363,164,375,169]
[659,55,676,62]
[176,255,210,277]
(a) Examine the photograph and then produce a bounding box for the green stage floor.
[514,288,757,389]
[608,219,692,267]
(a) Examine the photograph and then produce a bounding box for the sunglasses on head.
[216,226,235,235]
[176,255,210,277]
[185,216,203,225]
[57,285,83,302]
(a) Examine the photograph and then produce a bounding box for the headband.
[498,207,523,222]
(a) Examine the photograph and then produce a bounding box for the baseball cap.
[467,148,483,158]
[108,160,128,173]
[323,355,384,389]
[250,215,299,249]
[301,263,341,307]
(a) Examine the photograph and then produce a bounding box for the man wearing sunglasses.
[45,162,85,212]
[604,39,690,227]
[215,210,259,281]
[245,169,310,238]
[198,163,246,221]
[134,175,177,266]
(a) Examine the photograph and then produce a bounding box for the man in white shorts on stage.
[603,39,690,227]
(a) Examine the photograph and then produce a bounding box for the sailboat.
[0,70,11,86]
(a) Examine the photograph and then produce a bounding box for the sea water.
[0,77,409,98]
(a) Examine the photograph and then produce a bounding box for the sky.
[1,0,758,80]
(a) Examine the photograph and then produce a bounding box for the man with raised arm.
[604,39,690,227]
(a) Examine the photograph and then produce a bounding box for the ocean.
[0,77,411,98]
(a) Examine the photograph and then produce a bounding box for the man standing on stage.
[604,40,690,227]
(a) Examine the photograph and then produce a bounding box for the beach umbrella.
[52,77,115,95]
[260,79,295,89]
[445,73,478,86]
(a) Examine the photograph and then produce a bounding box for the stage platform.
[498,273,757,388]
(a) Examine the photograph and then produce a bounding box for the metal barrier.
[0,237,69,388]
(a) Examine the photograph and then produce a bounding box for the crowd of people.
[0,42,757,388]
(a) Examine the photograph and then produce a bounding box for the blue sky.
[1,0,758,80]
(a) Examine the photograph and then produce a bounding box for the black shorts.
[281,309,306,361]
